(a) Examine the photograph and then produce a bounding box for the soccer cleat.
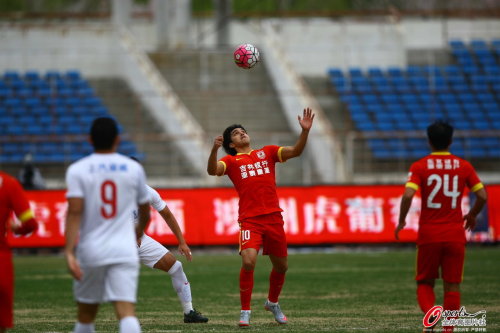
[239,310,251,327]
[183,309,208,323]
[264,300,288,324]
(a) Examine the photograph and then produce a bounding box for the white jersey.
[66,152,149,267]
[133,185,167,223]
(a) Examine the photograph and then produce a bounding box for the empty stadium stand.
[328,39,500,161]
[0,70,141,165]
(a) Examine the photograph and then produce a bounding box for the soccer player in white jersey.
[64,117,151,333]
[133,183,208,323]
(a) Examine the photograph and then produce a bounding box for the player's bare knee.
[443,281,460,292]
[417,279,435,287]
[154,253,176,272]
[241,259,256,271]
[274,263,288,274]
[113,301,135,320]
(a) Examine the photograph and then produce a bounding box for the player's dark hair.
[222,124,246,156]
[427,120,453,150]
[90,117,118,150]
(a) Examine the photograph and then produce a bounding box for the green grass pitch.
[11,246,500,332]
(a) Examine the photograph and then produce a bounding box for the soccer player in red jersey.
[207,108,314,327]
[395,120,487,333]
[0,171,38,333]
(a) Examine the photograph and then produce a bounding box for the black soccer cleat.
[184,309,209,323]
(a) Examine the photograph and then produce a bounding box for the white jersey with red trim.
[66,152,149,267]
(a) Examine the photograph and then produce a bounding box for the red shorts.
[238,212,287,257]
[0,251,14,328]
[416,242,465,283]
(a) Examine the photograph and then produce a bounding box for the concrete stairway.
[89,78,199,181]
[149,50,305,185]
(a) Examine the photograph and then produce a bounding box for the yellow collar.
[431,152,451,155]
[236,150,253,156]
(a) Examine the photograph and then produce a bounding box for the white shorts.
[74,261,139,304]
[138,234,169,268]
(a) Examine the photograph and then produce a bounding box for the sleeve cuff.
[471,183,484,192]
[19,209,34,222]
[219,161,227,175]
[405,182,419,190]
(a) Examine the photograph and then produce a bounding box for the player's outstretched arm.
[280,107,315,162]
[463,187,487,231]
[158,206,192,261]
[395,187,416,240]
[64,197,84,280]
[207,135,225,176]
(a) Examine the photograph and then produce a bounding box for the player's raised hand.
[179,243,193,262]
[298,107,315,131]
[213,135,223,149]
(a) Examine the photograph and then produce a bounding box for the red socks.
[417,284,436,313]
[239,268,254,310]
[268,269,286,303]
[443,291,461,333]
[240,268,286,310]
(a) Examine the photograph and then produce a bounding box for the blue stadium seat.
[443,65,461,76]
[367,67,384,77]
[446,74,467,84]
[452,120,472,130]
[375,121,396,131]
[406,65,424,76]
[328,68,343,78]
[387,67,403,77]
[472,120,491,130]
[381,93,400,104]
[348,68,363,77]
[339,94,359,104]
[450,83,468,93]
[65,70,82,81]
[354,83,372,93]
[24,71,40,81]
[470,39,488,49]
[361,94,379,104]
[3,71,21,81]
[462,65,481,75]
[57,88,74,97]
[356,122,376,131]
[449,40,466,49]
[457,93,476,104]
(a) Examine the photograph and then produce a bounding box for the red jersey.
[405,152,483,245]
[220,145,283,220]
[0,172,34,251]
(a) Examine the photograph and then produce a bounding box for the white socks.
[119,316,141,333]
[74,322,95,333]
[74,317,140,333]
[167,260,194,314]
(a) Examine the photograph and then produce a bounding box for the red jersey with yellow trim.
[0,172,33,251]
[405,152,483,245]
[219,145,283,220]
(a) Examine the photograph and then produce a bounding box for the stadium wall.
[8,184,499,248]
[1,18,499,77]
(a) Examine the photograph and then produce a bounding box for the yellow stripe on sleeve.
[219,161,227,175]
[19,209,34,222]
[405,182,419,190]
[471,183,484,192]
[277,147,284,163]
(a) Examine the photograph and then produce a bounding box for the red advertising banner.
[6,185,499,248]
